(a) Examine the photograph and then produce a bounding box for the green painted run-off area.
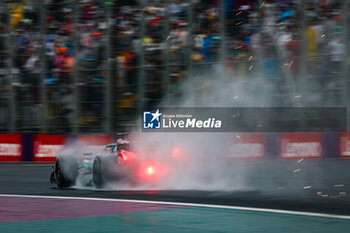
[2,207,350,233]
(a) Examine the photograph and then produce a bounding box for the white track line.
[1,194,350,220]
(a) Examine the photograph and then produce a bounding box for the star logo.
[151,109,162,122]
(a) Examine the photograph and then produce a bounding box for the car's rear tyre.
[55,158,71,188]
[93,156,105,188]
[55,155,78,188]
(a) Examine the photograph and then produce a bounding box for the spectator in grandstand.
[329,34,344,74]
[286,32,301,77]
[123,46,138,94]
[169,0,183,20]
[306,19,319,76]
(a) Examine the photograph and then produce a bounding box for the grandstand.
[0,0,349,133]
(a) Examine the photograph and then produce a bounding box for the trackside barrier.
[280,133,323,159]
[34,135,68,162]
[33,135,113,162]
[0,133,348,162]
[339,132,350,158]
[227,133,266,161]
[0,134,22,161]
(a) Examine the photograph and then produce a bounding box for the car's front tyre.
[93,156,105,188]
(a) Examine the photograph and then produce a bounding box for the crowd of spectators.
[1,0,109,132]
[0,0,348,132]
[224,0,348,106]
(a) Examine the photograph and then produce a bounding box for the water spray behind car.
[101,66,276,191]
[52,65,310,192]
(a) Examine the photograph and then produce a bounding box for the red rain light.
[138,162,169,181]
[147,166,154,175]
[120,150,135,163]
[120,150,127,161]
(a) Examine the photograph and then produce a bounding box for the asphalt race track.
[0,162,350,215]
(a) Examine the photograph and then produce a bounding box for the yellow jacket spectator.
[306,26,318,62]
[8,2,26,29]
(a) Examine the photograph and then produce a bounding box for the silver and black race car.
[50,136,182,188]
[50,137,137,188]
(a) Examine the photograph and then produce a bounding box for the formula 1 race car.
[50,136,184,188]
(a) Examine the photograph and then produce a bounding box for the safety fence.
[0,132,350,162]
[0,0,349,134]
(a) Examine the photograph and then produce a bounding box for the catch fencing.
[0,1,349,134]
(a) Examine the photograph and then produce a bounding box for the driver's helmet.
[116,138,130,145]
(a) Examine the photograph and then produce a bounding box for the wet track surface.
[1,163,350,215]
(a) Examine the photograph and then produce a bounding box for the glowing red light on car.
[120,150,127,161]
[147,166,154,175]
[138,163,169,181]
[120,150,135,163]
